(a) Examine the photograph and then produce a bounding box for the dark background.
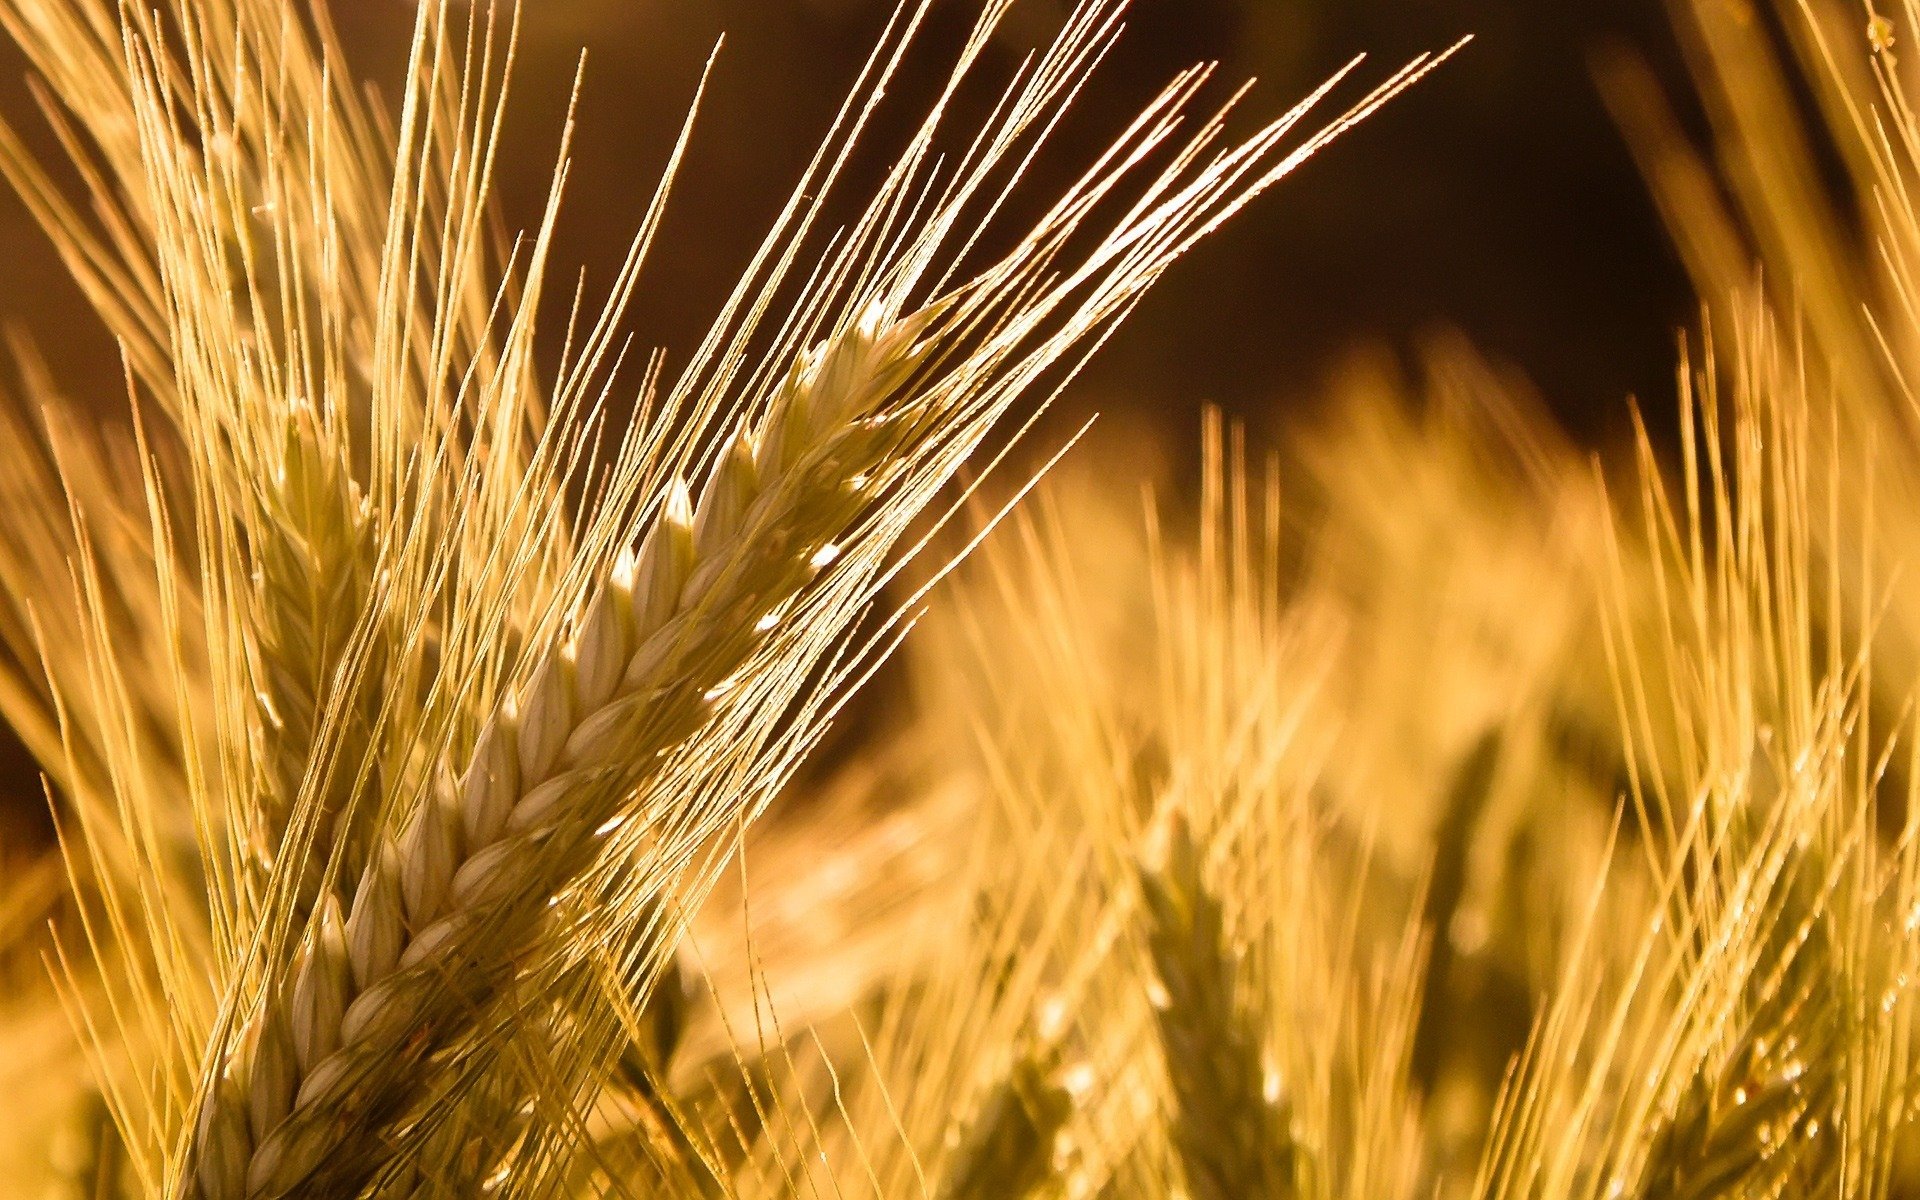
[0,0,1704,837]
[327,0,1703,439]
[0,0,1706,441]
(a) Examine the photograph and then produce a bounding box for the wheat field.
[0,0,1915,1197]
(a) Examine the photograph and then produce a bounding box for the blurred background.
[0,0,1706,836]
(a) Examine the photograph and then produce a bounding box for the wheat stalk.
[1138,814,1296,1200]
[184,301,943,1199]
[560,927,726,1196]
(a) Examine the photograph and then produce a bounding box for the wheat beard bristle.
[182,302,941,1199]
[1628,878,1841,1200]
[1630,1029,1835,1200]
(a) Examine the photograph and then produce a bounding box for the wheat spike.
[1139,815,1296,1200]
[248,407,384,916]
[184,302,944,1198]
[1628,850,1842,1200]
[1630,989,1839,1200]
[1633,1061,1817,1200]
[936,1046,1072,1200]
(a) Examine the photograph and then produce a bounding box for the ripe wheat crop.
[2,0,1918,1198]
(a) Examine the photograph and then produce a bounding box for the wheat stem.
[1410,732,1501,1094]
[182,300,941,1199]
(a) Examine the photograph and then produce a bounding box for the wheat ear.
[936,1045,1072,1200]
[1632,1064,1804,1200]
[1629,879,1841,1200]
[182,300,941,1199]
[249,408,383,916]
[1139,815,1295,1200]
